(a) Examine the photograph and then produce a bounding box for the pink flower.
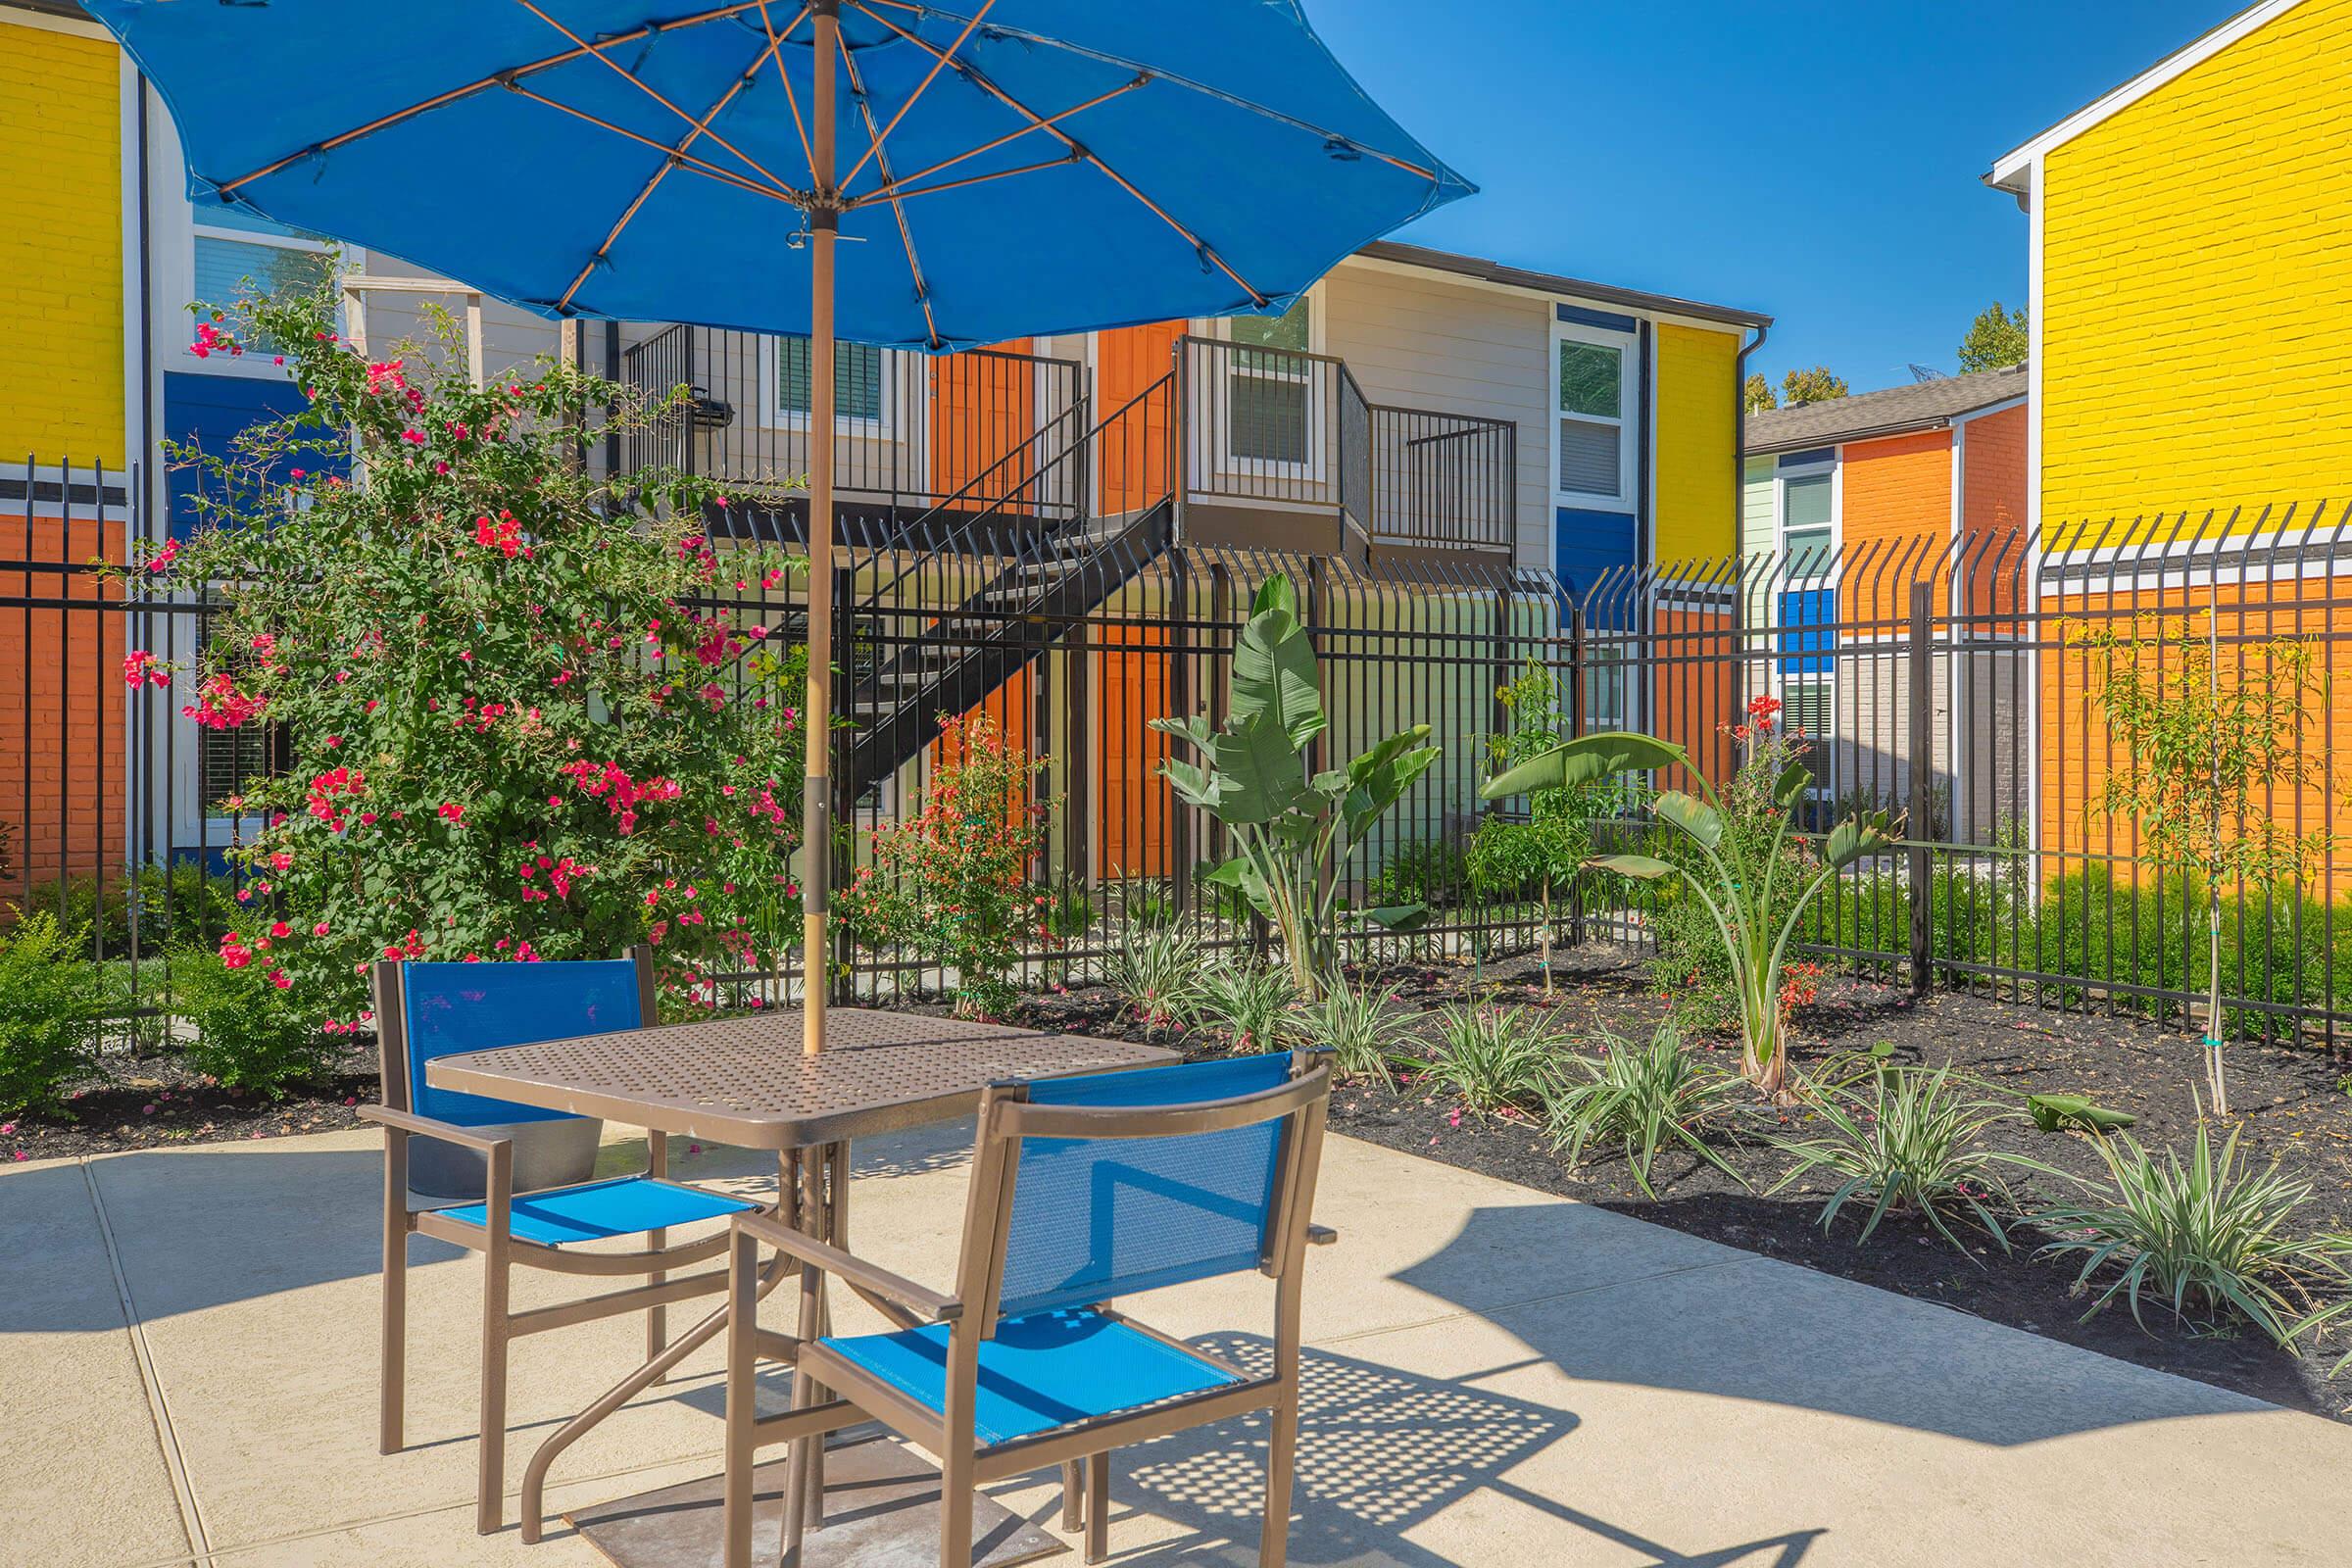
[268,969,292,990]
[437,802,464,823]
[147,538,182,574]
[312,921,330,937]
[401,428,425,446]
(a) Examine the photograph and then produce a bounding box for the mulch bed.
[1004,946,2352,1424]
[2,1044,378,1163]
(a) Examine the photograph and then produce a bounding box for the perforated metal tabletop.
[424,1005,1175,1151]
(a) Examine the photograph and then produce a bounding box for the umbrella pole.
[803,1,839,1056]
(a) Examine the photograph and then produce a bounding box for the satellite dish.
[1908,364,1948,382]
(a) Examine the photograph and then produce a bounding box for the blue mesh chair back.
[996,1053,1298,1320]
[399,959,644,1127]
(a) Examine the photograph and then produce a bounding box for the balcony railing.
[619,323,1087,525]
[1177,334,1515,556]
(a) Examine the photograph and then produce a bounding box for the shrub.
[169,941,339,1096]
[1099,918,1209,1029]
[1769,1060,2044,1252]
[1296,980,1417,1087]
[1198,956,1298,1054]
[2036,1119,2343,1343]
[1544,1023,1746,1198]
[20,862,241,956]
[0,913,121,1113]
[1366,838,1469,912]
[836,713,1055,1019]
[131,276,809,1032]
[1424,1002,1559,1116]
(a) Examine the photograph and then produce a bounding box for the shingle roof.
[1744,364,2028,455]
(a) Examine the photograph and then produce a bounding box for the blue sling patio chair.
[719,1049,1335,1568]
[361,951,762,1535]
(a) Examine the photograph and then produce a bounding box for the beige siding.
[1317,259,1552,568]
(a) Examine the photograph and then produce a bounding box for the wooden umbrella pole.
[802,0,839,1055]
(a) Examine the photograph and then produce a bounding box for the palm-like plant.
[1198,956,1299,1054]
[1099,918,1209,1030]
[1424,1002,1559,1116]
[1483,727,1891,1097]
[1544,1023,1746,1198]
[1296,979,1418,1087]
[1153,576,1441,1000]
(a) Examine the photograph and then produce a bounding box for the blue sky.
[1311,0,2231,395]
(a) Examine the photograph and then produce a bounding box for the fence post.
[1567,605,1587,739]
[1908,580,1935,1000]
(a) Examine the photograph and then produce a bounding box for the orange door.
[1094,320,1182,515]
[928,339,1037,512]
[1095,622,1173,879]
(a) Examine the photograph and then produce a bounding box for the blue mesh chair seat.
[820,1307,1243,1448]
[727,1050,1334,1568]
[361,952,777,1539]
[436,1174,758,1249]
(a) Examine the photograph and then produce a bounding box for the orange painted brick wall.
[1960,404,2029,629]
[1838,429,1952,634]
[1652,607,1736,790]
[0,514,126,901]
[2038,578,2352,882]
[1095,623,1173,879]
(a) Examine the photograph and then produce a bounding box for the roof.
[1352,240,1772,330]
[1986,0,2302,192]
[1744,364,2028,455]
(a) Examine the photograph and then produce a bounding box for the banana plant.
[1483,730,1891,1097]
[1152,575,1442,999]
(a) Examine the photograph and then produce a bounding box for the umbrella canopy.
[92,0,1471,1057]
[90,0,1471,348]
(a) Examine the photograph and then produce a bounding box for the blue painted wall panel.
[1555,506,1638,628]
[1778,587,1837,674]
[162,371,338,536]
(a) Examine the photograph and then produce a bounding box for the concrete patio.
[6,1118,2349,1568]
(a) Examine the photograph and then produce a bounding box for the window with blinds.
[776,335,886,421]
[1782,471,1835,577]
[1554,336,1627,500]
[1225,298,1312,466]
[191,213,333,355]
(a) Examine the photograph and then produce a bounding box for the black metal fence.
[14,454,2352,1045]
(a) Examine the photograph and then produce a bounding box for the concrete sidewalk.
[4,1121,2349,1568]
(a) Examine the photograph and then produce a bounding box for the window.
[1223,297,1312,466]
[190,209,333,355]
[1776,461,1838,794]
[774,334,887,423]
[1552,327,1632,504]
[1782,470,1835,576]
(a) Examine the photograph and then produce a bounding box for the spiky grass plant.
[1423,1002,1560,1117]
[1770,1060,2046,1253]
[2037,1118,2344,1344]
[1297,980,1419,1087]
[1544,1023,1747,1198]
[1100,919,1209,1031]
[1199,956,1298,1054]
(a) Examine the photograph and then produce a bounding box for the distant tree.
[1743,372,1777,414]
[1780,366,1848,406]
[1958,302,2029,372]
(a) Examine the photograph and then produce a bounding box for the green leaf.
[2028,1094,2137,1135]
[1200,710,1318,826]
[1481,730,1688,801]
[1592,853,1676,881]
[1357,903,1429,932]
[1824,810,1894,869]
[1653,790,1722,851]
[1772,761,1812,808]
[1231,574,1325,752]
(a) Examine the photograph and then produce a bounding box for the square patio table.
[424,1004,1175,1566]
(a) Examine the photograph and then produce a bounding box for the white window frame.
[1548,320,1636,509]
[1772,456,1839,800]
[760,334,896,436]
[183,218,335,380]
[1213,290,1324,482]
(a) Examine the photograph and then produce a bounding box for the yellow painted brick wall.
[1652,322,1739,565]
[2041,0,2352,538]
[0,20,122,466]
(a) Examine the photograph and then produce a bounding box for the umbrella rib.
[836,0,996,194]
[219,1,779,195]
[836,41,940,349]
[505,82,798,206]
[846,153,1074,210]
[851,1,1268,307]
[511,0,808,200]
[862,3,1445,184]
[753,0,819,177]
[845,76,1144,206]
[555,37,787,313]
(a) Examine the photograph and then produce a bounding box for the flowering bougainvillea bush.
[834,713,1056,1019]
[127,278,808,1082]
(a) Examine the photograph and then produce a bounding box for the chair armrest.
[358,1103,514,1155]
[733,1209,961,1323]
[1306,1223,1339,1248]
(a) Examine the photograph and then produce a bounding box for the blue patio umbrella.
[88,0,1473,1054]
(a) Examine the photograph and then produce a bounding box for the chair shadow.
[1056,1334,1825,1568]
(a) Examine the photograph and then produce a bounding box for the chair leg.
[1257,1403,1298,1568]
[1084,1450,1110,1565]
[781,1425,813,1567]
[477,1250,512,1535]
[1059,1459,1083,1533]
[939,1450,975,1568]
[379,1135,408,1454]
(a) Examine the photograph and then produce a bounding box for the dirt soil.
[1005,946,2352,1425]
[3,1044,379,1163]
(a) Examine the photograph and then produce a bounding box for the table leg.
[781,1142,840,1555]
